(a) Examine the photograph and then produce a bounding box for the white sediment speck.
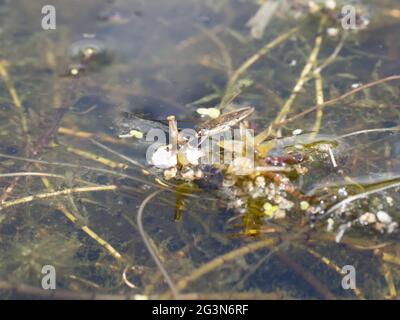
[359,212,376,225]
[163,167,177,180]
[335,222,351,243]
[325,0,337,10]
[118,129,143,139]
[327,146,338,168]
[181,167,195,180]
[386,196,394,207]
[254,176,266,188]
[196,107,220,119]
[327,27,339,37]
[327,218,335,232]
[376,211,392,224]
[338,187,348,197]
[387,222,398,234]
[292,129,302,136]
[178,145,204,165]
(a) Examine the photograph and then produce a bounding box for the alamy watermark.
[41,5,56,30]
[341,5,358,30]
[145,127,255,174]
[341,264,356,290]
[41,265,56,290]
[40,4,365,31]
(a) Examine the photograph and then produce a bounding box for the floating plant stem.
[162,237,279,298]
[0,152,162,189]
[59,203,123,261]
[0,171,97,186]
[28,170,124,262]
[310,70,324,139]
[0,60,31,149]
[382,252,400,266]
[136,189,180,299]
[314,34,346,74]
[0,106,69,203]
[338,126,400,139]
[219,27,298,109]
[281,75,400,127]
[0,185,118,210]
[65,144,128,170]
[324,179,400,217]
[90,139,147,170]
[255,32,324,144]
[58,127,129,145]
[382,263,397,299]
[276,252,336,300]
[305,247,364,299]
[0,171,70,180]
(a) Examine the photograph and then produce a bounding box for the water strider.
[114,104,399,240]
[195,106,255,139]
[114,106,255,141]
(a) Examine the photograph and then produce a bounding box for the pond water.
[0,0,399,299]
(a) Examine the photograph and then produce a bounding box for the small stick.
[0,60,31,148]
[310,69,325,139]
[0,171,96,186]
[305,247,364,299]
[0,152,163,189]
[281,75,400,127]
[382,263,397,299]
[58,127,129,145]
[36,168,124,262]
[167,115,179,149]
[0,185,117,209]
[65,144,128,170]
[162,237,279,298]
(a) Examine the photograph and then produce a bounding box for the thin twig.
[219,27,298,109]
[255,32,323,144]
[0,185,117,209]
[281,75,400,127]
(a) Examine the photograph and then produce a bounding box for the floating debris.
[263,202,278,217]
[335,222,352,243]
[376,210,392,224]
[327,218,335,232]
[66,38,113,73]
[68,38,107,62]
[326,27,339,37]
[359,212,376,225]
[300,201,310,211]
[292,129,303,136]
[63,63,86,77]
[196,107,220,119]
[118,129,144,139]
